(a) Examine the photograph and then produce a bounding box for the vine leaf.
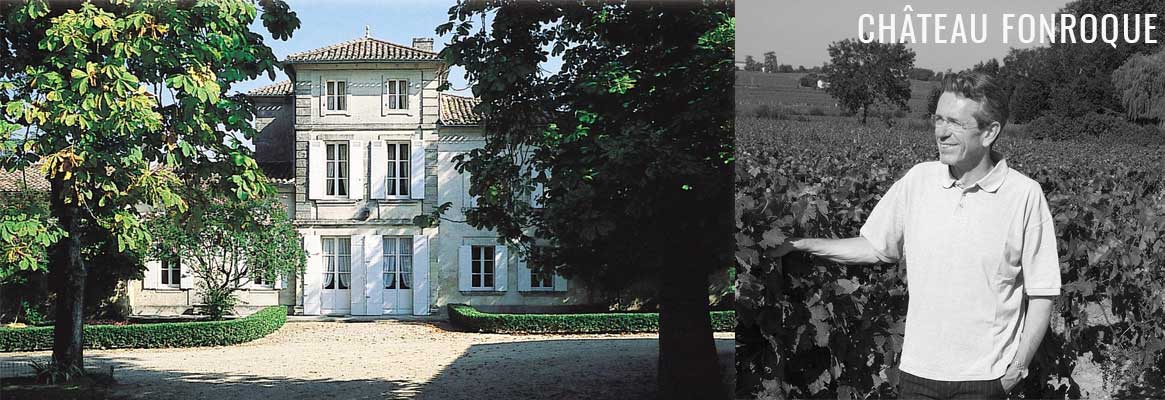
[759,227,787,248]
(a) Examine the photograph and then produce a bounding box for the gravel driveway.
[0,320,734,400]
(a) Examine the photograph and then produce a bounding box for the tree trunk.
[658,266,724,399]
[861,105,868,125]
[48,176,86,373]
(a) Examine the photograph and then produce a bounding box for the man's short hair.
[941,71,1009,132]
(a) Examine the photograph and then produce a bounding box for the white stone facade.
[129,37,588,316]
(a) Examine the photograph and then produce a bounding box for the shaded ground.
[0,321,734,400]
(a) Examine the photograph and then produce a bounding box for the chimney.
[412,37,433,52]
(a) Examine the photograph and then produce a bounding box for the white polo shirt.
[859,151,1061,381]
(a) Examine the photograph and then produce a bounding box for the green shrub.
[0,306,286,352]
[197,284,240,321]
[448,304,734,334]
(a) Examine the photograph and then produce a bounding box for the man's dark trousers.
[898,371,1007,399]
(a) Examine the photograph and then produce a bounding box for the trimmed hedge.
[0,306,287,352]
[448,304,735,334]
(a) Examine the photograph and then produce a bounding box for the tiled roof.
[439,94,481,126]
[0,164,49,192]
[247,80,293,96]
[285,37,440,63]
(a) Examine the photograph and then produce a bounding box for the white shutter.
[410,140,425,199]
[274,274,285,289]
[517,255,532,292]
[370,141,388,199]
[458,245,471,291]
[143,260,160,289]
[412,234,430,315]
[308,140,325,199]
[349,235,366,314]
[179,258,194,290]
[363,233,384,316]
[380,75,387,116]
[494,246,508,292]
[344,80,352,115]
[318,76,325,116]
[304,235,322,315]
[554,273,568,292]
[531,168,544,208]
[349,140,365,200]
[404,79,412,113]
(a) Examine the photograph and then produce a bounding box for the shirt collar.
[939,150,1009,193]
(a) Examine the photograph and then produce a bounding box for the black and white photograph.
[736,0,1164,399]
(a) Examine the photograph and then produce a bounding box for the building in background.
[130,35,588,316]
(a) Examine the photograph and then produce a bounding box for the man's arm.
[766,237,890,265]
[1001,296,1054,390]
[1014,296,1054,367]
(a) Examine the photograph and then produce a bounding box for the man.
[769,71,1061,399]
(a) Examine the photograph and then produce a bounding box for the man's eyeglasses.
[930,115,979,132]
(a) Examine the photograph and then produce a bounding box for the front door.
[321,236,352,314]
[382,236,414,315]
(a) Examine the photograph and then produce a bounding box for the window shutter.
[380,75,387,116]
[458,245,471,291]
[143,260,160,289]
[308,140,325,199]
[349,235,366,314]
[304,235,322,315]
[274,274,285,290]
[363,233,384,315]
[344,80,352,115]
[516,256,532,292]
[349,140,365,200]
[179,258,194,289]
[412,234,430,315]
[494,246,508,292]
[531,169,545,208]
[554,273,568,292]
[410,140,425,199]
[318,76,325,117]
[369,141,388,199]
[403,79,411,112]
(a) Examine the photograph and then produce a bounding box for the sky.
[738,0,1074,72]
[232,0,482,97]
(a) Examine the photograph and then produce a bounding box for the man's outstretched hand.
[764,238,799,259]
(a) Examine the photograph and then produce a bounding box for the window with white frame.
[383,237,413,290]
[252,275,275,289]
[386,79,408,110]
[471,245,495,289]
[386,142,410,197]
[160,256,180,288]
[325,80,346,111]
[530,268,554,290]
[322,236,351,290]
[326,142,348,197]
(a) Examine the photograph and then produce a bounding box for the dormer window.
[326,80,347,111]
[386,79,408,110]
